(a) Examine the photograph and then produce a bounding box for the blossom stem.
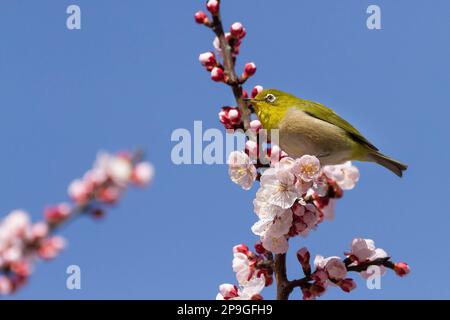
[209,1,251,129]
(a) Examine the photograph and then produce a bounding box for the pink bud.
[68,179,89,204]
[254,241,266,254]
[38,236,66,260]
[250,120,262,132]
[44,203,71,224]
[338,278,357,293]
[218,107,241,129]
[11,260,32,277]
[296,247,310,265]
[394,262,410,277]
[242,62,257,79]
[230,22,245,38]
[194,11,208,24]
[131,162,154,186]
[210,67,225,82]
[206,0,219,15]
[242,90,249,99]
[199,51,216,70]
[31,222,49,240]
[233,244,249,255]
[98,186,121,204]
[251,85,263,98]
[245,140,258,159]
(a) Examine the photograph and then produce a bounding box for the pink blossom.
[292,155,321,182]
[216,284,239,300]
[323,161,360,190]
[44,203,71,224]
[228,151,257,190]
[0,276,12,295]
[292,203,319,237]
[261,233,288,254]
[260,164,299,209]
[38,236,66,260]
[68,179,89,204]
[232,252,252,284]
[349,238,388,263]
[314,255,347,281]
[131,162,155,186]
[251,208,292,238]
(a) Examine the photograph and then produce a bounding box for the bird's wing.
[297,99,379,151]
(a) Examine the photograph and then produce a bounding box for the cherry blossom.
[0,150,153,295]
[228,151,257,190]
[260,166,298,209]
[314,255,347,281]
[293,155,321,182]
[323,161,360,190]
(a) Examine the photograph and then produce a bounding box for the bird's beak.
[243,98,260,106]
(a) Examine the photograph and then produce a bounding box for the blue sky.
[0,0,449,299]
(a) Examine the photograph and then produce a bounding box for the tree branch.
[209,2,251,129]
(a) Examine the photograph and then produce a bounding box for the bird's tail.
[366,151,408,177]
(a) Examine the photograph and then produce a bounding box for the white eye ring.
[265,94,276,103]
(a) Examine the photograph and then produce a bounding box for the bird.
[246,89,407,177]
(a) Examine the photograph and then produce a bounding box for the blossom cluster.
[0,151,153,295]
[229,150,359,254]
[216,244,270,300]
[217,238,410,300]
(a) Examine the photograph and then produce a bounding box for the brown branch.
[209,1,251,129]
[280,256,394,299]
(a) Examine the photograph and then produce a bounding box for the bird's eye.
[265,94,276,103]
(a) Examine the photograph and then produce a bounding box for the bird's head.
[245,89,297,129]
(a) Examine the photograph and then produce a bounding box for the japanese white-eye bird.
[246,89,407,177]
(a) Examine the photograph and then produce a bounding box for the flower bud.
[230,22,245,38]
[254,241,266,254]
[297,247,311,274]
[199,51,216,70]
[233,244,249,255]
[219,107,241,129]
[206,0,220,15]
[210,67,225,82]
[194,11,209,24]
[131,162,155,186]
[251,85,263,98]
[242,62,257,79]
[245,140,258,159]
[338,278,357,293]
[44,203,71,224]
[250,120,262,133]
[394,262,410,277]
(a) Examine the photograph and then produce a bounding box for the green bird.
[246,89,407,177]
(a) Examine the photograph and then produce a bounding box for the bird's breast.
[278,108,356,165]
